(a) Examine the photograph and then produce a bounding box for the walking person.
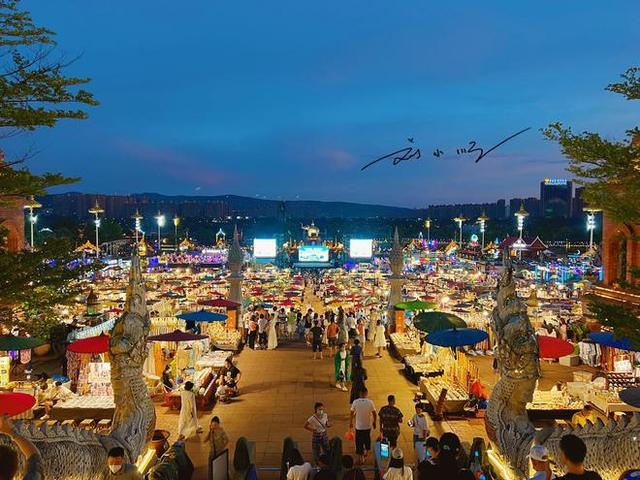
[356,319,366,356]
[304,402,331,464]
[349,388,377,465]
[248,315,258,349]
[378,395,403,447]
[309,320,324,360]
[373,320,386,358]
[350,364,368,404]
[267,316,278,350]
[333,343,350,391]
[327,318,339,356]
[408,404,429,462]
[257,313,268,349]
[204,416,229,480]
[178,381,201,440]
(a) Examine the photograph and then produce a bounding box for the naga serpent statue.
[0,253,156,479]
[486,256,640,480]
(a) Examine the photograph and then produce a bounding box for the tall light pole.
[155,212,165,253]
[453,215,466,245]
[88,200,104,256]
[424,218,432,243]
[514,202,529,260]
[584,207,602,254]
[132,209,143,244]
[23,196,41,250]
[173,214,180,251]
[477,211,489,249]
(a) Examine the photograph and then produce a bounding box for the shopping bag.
[344,430,355,441]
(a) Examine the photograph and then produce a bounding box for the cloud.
[113,139,234,188]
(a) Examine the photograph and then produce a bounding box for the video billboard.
[349,239,373,258]
[298,245,329,262]
[253,239,277,258]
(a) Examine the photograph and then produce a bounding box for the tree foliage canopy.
[543,67,640,224]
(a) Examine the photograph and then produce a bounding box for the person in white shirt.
[304,402,331,464]
[383,447,413,480]
[529,444,554,480]
[286,448,313,480]
[408,404,429,462]
[349,388,377,465]
[43,381,74,418]
[257,314,268,349]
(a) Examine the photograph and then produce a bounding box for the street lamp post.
[584,207,602,254]
[132,209,143,244]
[23,196,41,250]
[477,211,489,250]
[514,202,529,260]
[424,218,432,243]
[88,200,104,256]
[155,212,165,252]
[453,215,466,245]
[173,214,180,251]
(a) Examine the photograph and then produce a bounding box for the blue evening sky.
[7,1,640,207]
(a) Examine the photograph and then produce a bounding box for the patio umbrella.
[254,303,273,309]
[279,300,295,307]
[588,332,639,352]
[148,330,208,342]
[0,392,36,416]
[619,387,640,408]
[197,299,240,308]
[0,335,45,351]
[426,328,489,348]
[68,334,110,354]
[395,300,436,311]
[413,312,467,334]
[537,335,574,359]
[177,310,228,323]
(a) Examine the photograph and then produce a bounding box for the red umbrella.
[0,392,36,416]
[68,334,110,354]
[537,335,574,359]
[147,330,208,342]
[279,300,295,307]
[197,299,240,308]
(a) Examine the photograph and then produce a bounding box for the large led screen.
[349,239,373,258]
[253,239,277,258]
[298,245,329,262]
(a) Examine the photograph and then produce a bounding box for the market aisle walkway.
[155,284,487,479]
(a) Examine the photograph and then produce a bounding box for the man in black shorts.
[310,320,324,360]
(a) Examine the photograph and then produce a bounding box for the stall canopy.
[176,310,228,323]
[197,299,240,308]
[0,392,36,416]
[0,335,45,351]
[537,335,574,359]
[413,312,467,334]
[588,332,640,352]
[148,330,208,342]
[426,328,489,347]
[395,300,436,311]
[68,334,110,354]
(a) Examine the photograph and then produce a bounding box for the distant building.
[572,186,586,219]
[426,200,506,221]
[508,197,540,218]
[540,178,573,218]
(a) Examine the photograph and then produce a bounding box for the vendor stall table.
[51,396,115,421]
[419,378,468,413]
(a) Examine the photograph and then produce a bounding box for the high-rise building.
[540,178,572,218]
[572,186,586,219]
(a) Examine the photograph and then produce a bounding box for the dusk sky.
[7,1,640,207]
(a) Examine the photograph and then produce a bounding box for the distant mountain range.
[41,192,426,219]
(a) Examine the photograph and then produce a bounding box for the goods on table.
[419,377,469,413]
[195,351,230,371]
[390,332,420,356]
[526,389,584,411]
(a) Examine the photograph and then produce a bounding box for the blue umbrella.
[52,374,70,383]
[254,303,274,309]
[177,310,228,323]
[426,328,489,348]
[619,387,640,408]
[588,332,639,352]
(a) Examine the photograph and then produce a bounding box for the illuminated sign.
[298,245,329,262]
[543,178,568,186]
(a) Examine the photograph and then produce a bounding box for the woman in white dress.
[178,381,200,440]
[373,320,387,358]
[267,319,278,350]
